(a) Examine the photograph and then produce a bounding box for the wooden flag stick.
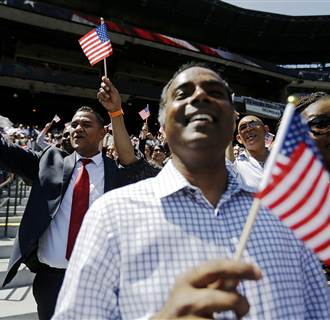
[234,198,261,261]
[100,17,108,78]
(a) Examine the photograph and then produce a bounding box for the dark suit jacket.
[0,134,158,286]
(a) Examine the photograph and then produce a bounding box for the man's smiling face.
[163,66,235,159]
[237,116,267,152]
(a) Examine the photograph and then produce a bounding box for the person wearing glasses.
[234,115,270,190]
[295,92,330,171]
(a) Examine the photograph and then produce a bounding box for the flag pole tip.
[287,95,299,105]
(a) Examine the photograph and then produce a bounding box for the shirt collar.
[154,159,252,199]
[237,150,249,161]
[75,151,103,167]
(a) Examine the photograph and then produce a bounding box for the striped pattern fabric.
[78,23,113,66]
[257,111,330,265]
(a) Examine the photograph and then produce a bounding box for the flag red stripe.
[87,43,111,59]
[278,164,323,220]
[79,29,96,42]
[289,176,329,230]
[302,213,330,242]
[89,50,113,65]
[314,238,330,254]
[324,259,330,266]
[269,155,314,209]
[80,35,98,48]
[257,143,305,199]
[89,46,113,60]
[82,39,101,53]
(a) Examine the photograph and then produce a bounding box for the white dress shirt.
[38,152,104,269]
[234,150,265,191]
[54,160,329,319]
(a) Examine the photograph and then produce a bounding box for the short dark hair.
[74,106,104,127]
[295,92,330,114]
[158,61,233,126]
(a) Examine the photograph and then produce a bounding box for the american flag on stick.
[53,114,61,123]
[139,105,150,121]
[78,23,113,66]
[235,103,330,265]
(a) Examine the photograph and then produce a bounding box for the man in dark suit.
[0,77,157,319]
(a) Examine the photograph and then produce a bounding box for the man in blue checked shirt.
[53,62,330,319]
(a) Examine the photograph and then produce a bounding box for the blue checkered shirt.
[54,160,330,319]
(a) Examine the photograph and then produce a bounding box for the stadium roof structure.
[40,0,330,64]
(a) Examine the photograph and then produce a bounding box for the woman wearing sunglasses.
[295,92,330,172]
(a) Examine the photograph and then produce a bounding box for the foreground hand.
[97,76,122,113]
[152,260,262,319]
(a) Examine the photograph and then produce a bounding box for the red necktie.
[66,158,92,260]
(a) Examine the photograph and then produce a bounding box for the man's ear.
[236,134,242,144]
[264,125,269,135]
[100,126,107,139]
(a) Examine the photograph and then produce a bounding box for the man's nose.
[190,87,209,104]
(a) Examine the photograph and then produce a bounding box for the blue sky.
[222,0,330,16]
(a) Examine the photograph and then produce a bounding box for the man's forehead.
[171,67,224,89]
[72,112,95,122]
[239,116,262,124]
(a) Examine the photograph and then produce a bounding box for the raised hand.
[97,76,122,113]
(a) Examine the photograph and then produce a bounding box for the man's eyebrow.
[172,79,225,92]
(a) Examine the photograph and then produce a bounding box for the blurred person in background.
[148,144,167,169]
[234,115,270,190]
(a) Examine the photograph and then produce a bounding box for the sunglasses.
[238,120,263,132]
[307,116,330,136]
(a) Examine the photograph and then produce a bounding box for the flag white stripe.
[304,224,330,251]
[85,41,110,57]
[276,153,290,165]
[318,245,330,261]
[272,154,290,175]
[79,32,97,45]
[80,33,98,48]
[262,149,313,205]
[278,171,329,226]
[292,185,330,238]
[81,38,102,52]
[270,160,323,217]
[89,48,112,64]
[88,47,112,60]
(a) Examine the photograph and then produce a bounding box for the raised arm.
[36,121,53,149]
[97,77,136,165]
[0,132,40,181]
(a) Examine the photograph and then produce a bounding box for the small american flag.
[53,114,60,123]
[78,23,113,66]
[257,109,330,265]
[139,105,150,120]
